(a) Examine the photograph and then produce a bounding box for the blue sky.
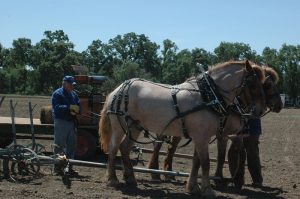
[1,0,299,54]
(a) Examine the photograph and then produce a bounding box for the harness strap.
[171,86,190,139]
[217,116,228,140]
[108,79,132,115]
[162,103,210,136]
[124,115,157,145]
[108,79,159,145]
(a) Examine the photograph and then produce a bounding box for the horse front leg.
[228,137,246,191]
[186,149,201,195]
[195,143,216,198]
[147,135,164,180]
[163,136,181,180]
[214,138,228,186]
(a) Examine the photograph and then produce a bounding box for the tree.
[0,38,34,93]
[82,40,114,76]
[103,61,152,93]
[262,47,284,91]
[278,44,300,103]
[191,48,215,71]
[160,39,178,84]
[31,30,81,94]
[214,42,259,63]
[108,32,160,78]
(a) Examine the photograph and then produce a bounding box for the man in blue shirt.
[52,75,80,175]
[228,118,263,190]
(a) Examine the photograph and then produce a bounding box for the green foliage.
[214,42,259,63]
[102,61,152,93]
[278,44,300,101]
[30,30,79,94]
[262,47,284,91]
[0,31,299,100]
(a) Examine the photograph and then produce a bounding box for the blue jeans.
[54,119,77,159]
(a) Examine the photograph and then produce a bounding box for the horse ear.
[245,60,254,73]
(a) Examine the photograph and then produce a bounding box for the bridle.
[217,69,264,118]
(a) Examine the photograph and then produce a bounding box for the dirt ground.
[0,96,299,198]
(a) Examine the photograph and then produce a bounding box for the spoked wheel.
[9,145,40,176]
[75,130,97,160]
[27,143,47,155]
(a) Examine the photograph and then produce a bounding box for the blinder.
[232,70,265,118]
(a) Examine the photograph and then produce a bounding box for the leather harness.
[107,71,254,146]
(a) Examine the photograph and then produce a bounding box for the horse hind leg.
[186,149,201,195]
[147,135,164,180]
[119,128,141,186]
[106,119,125,187]
[163,136,181,181]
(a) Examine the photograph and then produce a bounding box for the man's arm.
[52,92,69,114]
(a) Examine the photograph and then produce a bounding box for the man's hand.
[70,105,80,115]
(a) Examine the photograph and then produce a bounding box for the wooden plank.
[0,123,54,135]
[0,116,41,125]
[0,116,54,135]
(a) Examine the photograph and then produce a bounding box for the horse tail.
[99,96,112,153]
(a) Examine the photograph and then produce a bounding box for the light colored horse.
[99,60,266,197]
[148,66,283,184]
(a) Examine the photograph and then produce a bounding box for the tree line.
[0,30,299,102]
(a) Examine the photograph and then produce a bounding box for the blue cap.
[63,75,76,85]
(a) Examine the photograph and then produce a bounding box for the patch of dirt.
[0,96,299,198]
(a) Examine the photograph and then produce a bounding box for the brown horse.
[148,66,282,183]
[99,60,266,197]
[214,66,283,187]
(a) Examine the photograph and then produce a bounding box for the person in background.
[228,118,263,190]
[51,75,80,175]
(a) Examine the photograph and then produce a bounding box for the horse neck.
[209,64,246,106]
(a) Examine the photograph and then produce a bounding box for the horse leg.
[196,142,216,198]
[147,135,164,180]
[106,123,125,187]
[214,138,229,186]
[186,149,201,195]
[119,129,140,186]
[163,136,181,180]
[228,137,246,191]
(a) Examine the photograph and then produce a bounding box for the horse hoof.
[106,178,119,187]
[151,173,161,181]
[213,177,227,188]
[186,183,201,195]
[124,176,137,186]
[164,175,176,181]
[202,187,216,198]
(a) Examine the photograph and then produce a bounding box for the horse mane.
[263,66,279,84]
[209,60,246,71]
[208,60,265,83]
[252,64,265,83]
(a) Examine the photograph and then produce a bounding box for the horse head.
[263,67,283,113]
[210,60,266,117]
[239,60,266,117]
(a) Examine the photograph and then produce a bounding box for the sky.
[1,0,299,54]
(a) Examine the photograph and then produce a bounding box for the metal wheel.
[27,143,47,155]
[9,145,40,176]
